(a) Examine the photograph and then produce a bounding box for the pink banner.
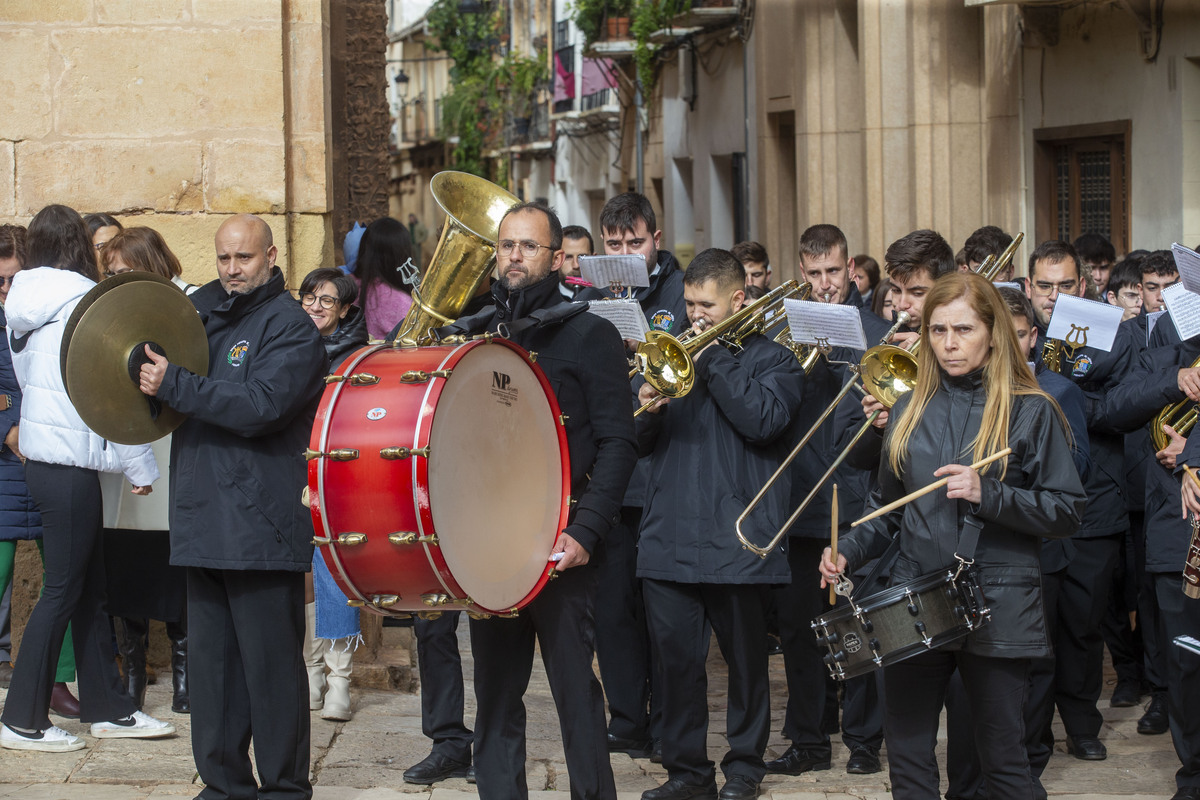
[580,57,618,97]
[554,52,575,102]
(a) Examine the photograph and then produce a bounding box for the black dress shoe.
[1110,679,1145,708]
[718,776,758,800]
[641,778,718,800]
[607,733,653,757]
[766,634,783,656]
[1138,693,1169,735]
[650,737,663,763]
[1065,735,1107,760]
[403,752,471,785]
[845,746,881,774]
[764,744,831,775]
[467,766,476,784]
[1172,787,1200,800]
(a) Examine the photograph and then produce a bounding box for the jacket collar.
[491,272,564,320]
[940,367,986,393]
[195,267,287,321]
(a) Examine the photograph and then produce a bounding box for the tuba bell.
[389,171,520,347]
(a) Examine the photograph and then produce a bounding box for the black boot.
[167,619,189,714]
[115,617,149,710]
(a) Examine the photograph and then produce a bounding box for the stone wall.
[0,0,336,286]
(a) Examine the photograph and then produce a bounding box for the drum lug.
[324,372,380,386]
[336,532,367,546]
[311,535,331,546]
[559,414,569,425]
[304,448,360,461]
[301,486,312,508]
[440,335,468,345]
[346,599,365,607]
[421,593,472,608]
[416,611,445,620]
[527,351,538,363]
[380,446,432,460]
[388,531,439,546]
[400,369,453,384]
[467,611,493,620]
[498,608,520,618]
[371,594,400,608]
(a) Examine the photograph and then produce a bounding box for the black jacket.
[322,304,369,370]
[1036,327,1134,538]
[1035,365,1091,574]
[577,250,688,509]
[1089,320,1200,572]
[635,334,804,583]
[159,268,329,571]
[439,274,637,556]
[839,372,1085,659]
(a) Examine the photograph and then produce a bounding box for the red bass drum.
[308,338,570,617]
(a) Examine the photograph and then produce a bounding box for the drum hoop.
[413,342,470,600]
[313,343,384,608]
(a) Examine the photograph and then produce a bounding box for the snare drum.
[307,338,570,617]
[811,568,989,680]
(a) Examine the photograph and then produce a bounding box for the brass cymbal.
[61,272,209,445]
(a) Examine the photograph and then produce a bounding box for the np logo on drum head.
[366,407,387,421]
[491,371,519,407]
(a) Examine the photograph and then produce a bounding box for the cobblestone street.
[0,623,1181,799]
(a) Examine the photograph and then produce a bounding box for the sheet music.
[993,281,1021,291]
[584,299,650,341]
[1164,282,1200,342]
[783,299,868,351]
[1044,294,1123,352]
[578,255,651,290]
[1172,243,1200,295]
[1147,309,1168,341]
[1174,635,1200,656]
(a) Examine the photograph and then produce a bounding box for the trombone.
[629,280,804,417]
[734,311,917,558]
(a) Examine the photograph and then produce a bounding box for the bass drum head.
[427,342,564,612]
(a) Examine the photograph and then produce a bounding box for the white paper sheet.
[578,254,651,290]
[584,299,651,341]
[1044,294,1124,353]
[783,299,868,351]
[1172,243,1200,295]
[1164,282,1200,342]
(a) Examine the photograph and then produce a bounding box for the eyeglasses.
[1031,279,1079,297]
[94,241,110,251]
[497,240,554,258]
[1117,290,1141,303]
[300,292,339,309]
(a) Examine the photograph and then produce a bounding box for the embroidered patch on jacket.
[227,340,250,367]
[1071,354,1093,378]
[650,310,675,331]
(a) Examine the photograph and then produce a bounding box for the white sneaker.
[90,710,176,739]
[0,723,86,752]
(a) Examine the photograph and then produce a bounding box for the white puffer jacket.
[6,267,159,486]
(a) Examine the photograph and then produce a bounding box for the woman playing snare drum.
[820,272,1085,799]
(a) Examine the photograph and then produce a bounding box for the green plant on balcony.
[427,0,547,182]
[631,0,692,93]
[571,0,634,49]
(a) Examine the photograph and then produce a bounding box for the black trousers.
[593,507,657,742]
[943,567,1062,800]
[1,461,134,730]
[643,578,771,787]
[189,567,311,800]
[470,566,614,800]
[1154,572,1200,791]
[885,649,1034,800]
[414,611,472,762]
[1100,518,1145,687]
[773,538,832,754]
[1053,532,1121,737]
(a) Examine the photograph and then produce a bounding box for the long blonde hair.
[887,272,1061,478]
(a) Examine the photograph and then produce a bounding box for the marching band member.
[636,249,804,800]
[434,201,637,800]
[821,272,1084,800]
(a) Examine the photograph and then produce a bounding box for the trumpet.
[735,311,918,557]
[629,281,804,416]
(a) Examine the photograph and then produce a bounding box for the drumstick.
[829,484,838,606]
[1184,464,1200,491]
[850,448,1013,528]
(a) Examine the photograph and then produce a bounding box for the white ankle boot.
[321,638,354,722]
[304,602,326,710]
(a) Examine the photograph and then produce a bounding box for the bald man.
[139,214,328,800]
